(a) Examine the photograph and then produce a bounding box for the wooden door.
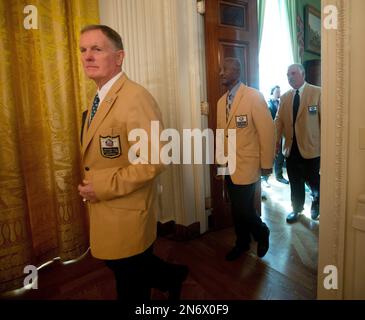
[205,0,261,229]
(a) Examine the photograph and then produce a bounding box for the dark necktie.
[89,93,100,124]
[293,90,300,124]
[226,93,232,122]
[290,89,301,158]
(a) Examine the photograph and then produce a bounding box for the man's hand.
[261,168,273,177]
[78,180,98,203]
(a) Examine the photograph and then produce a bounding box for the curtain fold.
[281,0,301,63]
[0,0,99,292]
[257,0,267,53]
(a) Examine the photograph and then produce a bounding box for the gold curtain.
[0,0,99,292]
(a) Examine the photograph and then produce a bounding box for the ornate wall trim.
[318,0,350,299]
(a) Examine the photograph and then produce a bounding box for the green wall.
[296,0,321,63]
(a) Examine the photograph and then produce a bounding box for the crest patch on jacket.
[235,115,248,128]
[308,105,318,114]
[100,135,121,158]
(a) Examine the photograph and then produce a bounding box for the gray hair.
[81,24,124,50]
[289,63,305,76]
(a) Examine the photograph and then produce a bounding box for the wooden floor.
[3,174,319,300]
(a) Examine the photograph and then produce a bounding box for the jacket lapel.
[217,93,227,129]
[287,91,294,125]
[225,84,245,129]
[80,110,88,145]
[82,74,128,154]
[296,83,309,121]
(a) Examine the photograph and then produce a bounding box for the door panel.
[205,0,260,229]
[219,2,247,28]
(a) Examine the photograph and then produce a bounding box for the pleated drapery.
[0,0,99,292]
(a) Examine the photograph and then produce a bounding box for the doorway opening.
[204,0,322,299]
[258,0,322,299]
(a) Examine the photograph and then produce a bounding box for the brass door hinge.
[201,101,209,115]
[197,0,205,15]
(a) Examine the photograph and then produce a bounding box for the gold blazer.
[217,83,275,185]
[275,83,321,159]
[81,74,165,259]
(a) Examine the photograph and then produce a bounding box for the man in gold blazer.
[217,58,275,261]
[275,64,321,223]
[77,25,188,301]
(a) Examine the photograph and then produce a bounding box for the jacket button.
[85,167,90,171]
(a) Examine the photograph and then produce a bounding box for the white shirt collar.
[97,71,123,104]
[293,81,307,97]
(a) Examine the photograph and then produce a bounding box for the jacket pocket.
[243,150,259,157]
[102,184,151,211]
[103,195,147,211]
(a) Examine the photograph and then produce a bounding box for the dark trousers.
[104,244,173,301]
[286,140,320,213]
[226,176,267,247]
